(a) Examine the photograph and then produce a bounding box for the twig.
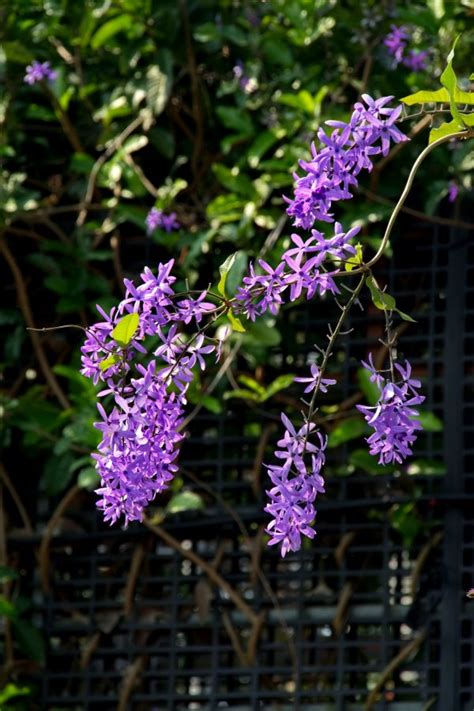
[123,543,146,618]
[359,186,474,231]
[76,113,147,227]
[0,236,70,410]
[38,485,81,594]
[143,518,259,625]
[410,531,443,598]
[342,129,474,278]
[0,463,33,533]
[117,656,145,711]
[364,629,427,710]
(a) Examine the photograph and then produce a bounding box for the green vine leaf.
[228,310,246,332]
[111,312,139,348]
[366,276,416,322]
[99,353,121,371]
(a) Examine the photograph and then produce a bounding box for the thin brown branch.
[410,531,443,598]
[38,485,81,595]
[0,236,71,410]
[123,544,146,618]
[364,629,427,710]
[143,518,259,625]
[0,463,33,534]
[117,656,145,711]
[77,113,147,227]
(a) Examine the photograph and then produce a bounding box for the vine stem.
[341,128,474,278]
[302,275,365,451]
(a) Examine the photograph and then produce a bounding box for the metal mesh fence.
[8,220,474,710]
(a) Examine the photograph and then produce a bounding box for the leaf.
[0,595,16,618]
[406,458,445,476]
[228,311,246,332]
[328,417,368,448]
[416,410,443,432]
[224,389,260,402]
[401,88,450,106]
[78,468,100,491]
[216,106,253,135]
[248,130,281,168]
[0,565,19,584]
[91,14,133,49]
[146,65,170,116]
[166,491,204,515]
[262,374,296,401]
[237,375,266,397]
[99,353,121,372]
[389,503,422,548]
[440,37,463,126]
[350,449,395,475]
[365,275,396,311]
[12,619,45,665]
[0,683,31,705]
[345,243,363,271]
[429,118,464,143]
[218,253,237,297]
[111,312,139,348]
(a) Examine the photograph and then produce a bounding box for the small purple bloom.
[448,181,459,203]
[146,207,180,234]
[384,25,409,66]
[294,363,336,394]
[403,49,429,72]
[24,61,57,85]
[357,358,425,465]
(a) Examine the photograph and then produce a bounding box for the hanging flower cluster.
[356,356,425,465]
[80,95,425,556]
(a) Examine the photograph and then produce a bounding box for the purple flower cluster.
[81,259,219,525]
[235,95,407,325]
[265,414,327,557]
[24,61,57,84]
[146,207,180,234]
[285,95,407,231]
[356,355,425,465]
[383,25,429,72]
[233,61,257,94]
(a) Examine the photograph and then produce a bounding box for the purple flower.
[265,414,327,557]
[356,358,425,465]
[294,364,336,394]
[233,60,257,93]
[448,181,459,203]
[383,25,409,65]
[146,207,180,234]
[403,49,429,72]
[24,61,57,84]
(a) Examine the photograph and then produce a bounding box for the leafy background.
[0,0,473,706]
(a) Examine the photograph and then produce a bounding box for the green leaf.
[228,311,246,332]
[417,410,443,432]
[248,130,281,168]
[216,106,253,135]
[0,683,31,705]
[396,309,417,323]
[111,312,139,348]
[365,275,396,311]
[91,14,133,49]
[328,417,368,448]
[357,367,380,406]
[166,491,204,515]
[146,64,170,116]
[99,353,121,372]
[389,502,422,548]
[406,458,445,476]
[217,251,247,298]
[401,88,450,106]
[12,618,45,665]
[345,243,363,271]
[429,118,464,143]
[0,595,16,618]
[224,388,260,402]
[0,565,19,584]
[262,374,296,401]
[440,37,463,126]
[78,468,100,491]
[350,449,395,475]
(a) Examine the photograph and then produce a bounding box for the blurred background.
[1,1,474,709]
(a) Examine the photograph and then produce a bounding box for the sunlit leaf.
[111,312,139,348]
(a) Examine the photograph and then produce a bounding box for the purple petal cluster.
[285,95,408,232]
[265,414,327,557]
[356,356,425,465]
[81,259,220,525]
[383,25,429,72]
[294,364,336,394]
[146,207,180,234]
[24,61,57,84]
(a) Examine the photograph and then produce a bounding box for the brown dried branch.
[38,485,81,595]
[0,462,33,533]
[0,236,71,410]
[123,544,146,618]
[364,629,427,710]
[410,531,443,598]
[143,518,259,625]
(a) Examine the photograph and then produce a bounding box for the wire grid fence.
[8,221,474,710]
